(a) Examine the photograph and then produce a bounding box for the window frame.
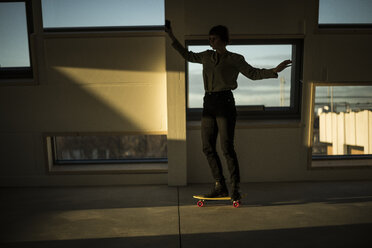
[40,0,166,33]
[44,133,168,174]
[0,0,34,80]
[43,26,166,33]
[185,38,304,121]
[49,133,168,165]
[309,82,372,169]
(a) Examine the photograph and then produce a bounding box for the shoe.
[231,182,241,201]
[203,180,229,198]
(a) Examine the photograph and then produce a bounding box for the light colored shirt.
[172,40,278,92]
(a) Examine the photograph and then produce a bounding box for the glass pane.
[0,2,30,68]
[42,0,165,28]
[188,44,292,108]
[54,135,167,162]
[313,85,372,157]
[319,0,372,25]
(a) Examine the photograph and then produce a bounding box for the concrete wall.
[1,0,372,187]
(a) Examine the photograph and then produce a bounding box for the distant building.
[319,110,372,155]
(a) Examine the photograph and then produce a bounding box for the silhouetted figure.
[166,22,291,201]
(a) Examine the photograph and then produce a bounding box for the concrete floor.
[1,181,372,248]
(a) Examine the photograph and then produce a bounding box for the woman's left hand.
[273,60,292,73]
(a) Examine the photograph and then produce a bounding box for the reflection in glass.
[313,85,372,157]
[54,135,167,164]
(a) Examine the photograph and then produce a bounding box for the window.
[0,0,33,79]
[318,0,372,28]
[50,134,167,165]
[186,39,303,120]
[311,83,372,168]
[41,0,165,31]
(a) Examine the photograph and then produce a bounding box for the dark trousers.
[201,90,240,184]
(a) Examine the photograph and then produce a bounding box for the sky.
[0,2,30,67]
[318,0,372,24]
[41,0,164,28]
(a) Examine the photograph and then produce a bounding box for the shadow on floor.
[0,185,178,212]
[2,223,371,248]
[180,181,372,207]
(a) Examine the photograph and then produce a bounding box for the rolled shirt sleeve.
[172,39,204,64]
[235,54,278,80]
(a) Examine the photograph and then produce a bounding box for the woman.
[165,23,291,201]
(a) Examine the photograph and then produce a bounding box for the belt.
[205,90,232,96]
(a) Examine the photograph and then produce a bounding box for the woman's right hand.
[165,20,173,36]
[165,26,172,35]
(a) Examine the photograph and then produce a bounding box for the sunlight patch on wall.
[53,66,166,85]
[53,66,167,132]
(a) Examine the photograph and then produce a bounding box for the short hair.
[209,25,229,43]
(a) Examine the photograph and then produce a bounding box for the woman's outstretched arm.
[165,20,204,64]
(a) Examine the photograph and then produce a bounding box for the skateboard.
[193,195,241,208]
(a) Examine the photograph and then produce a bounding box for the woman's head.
[209,25,229,50]
[209,25,229,43]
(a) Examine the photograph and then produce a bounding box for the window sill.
[187,119,303,130]
[42,30,166,39]
[0,78,37,87]
[48,163,168,175]
[316,26,372,35]
[311,159,372,169]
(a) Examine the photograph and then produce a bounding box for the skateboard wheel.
[197,200,204,207]
[233,201,240,208]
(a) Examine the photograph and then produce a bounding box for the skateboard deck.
[193,195,241,208]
